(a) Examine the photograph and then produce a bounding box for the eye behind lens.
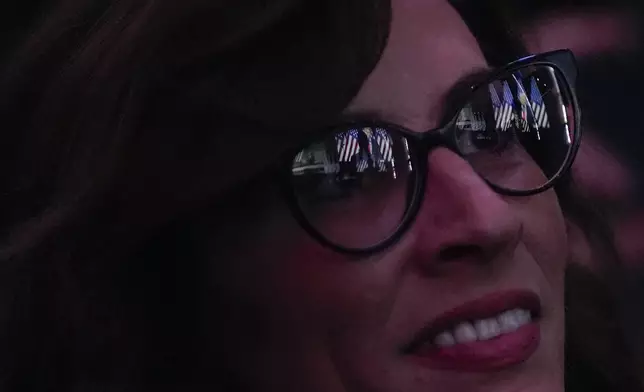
[289,126,415,249]
[457,64,576,193]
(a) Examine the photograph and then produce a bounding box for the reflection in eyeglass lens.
[291,128,414,248]
[456,65,574,191]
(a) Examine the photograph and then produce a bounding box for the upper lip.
[402,290,542,354]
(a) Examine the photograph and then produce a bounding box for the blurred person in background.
[0,0,642,391]
[517,0,644,270]
[500,0,644,381]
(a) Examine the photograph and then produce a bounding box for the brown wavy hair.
[0,0,640,390]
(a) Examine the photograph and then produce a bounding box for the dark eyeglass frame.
[278,49,581,256]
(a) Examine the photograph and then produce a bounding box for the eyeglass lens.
[290,63,575,250]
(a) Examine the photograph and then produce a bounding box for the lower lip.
[410,322,540,372]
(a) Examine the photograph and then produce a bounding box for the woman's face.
[208,0,568,391]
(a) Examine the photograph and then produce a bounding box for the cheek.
[271,235,406,334]
[211,201,406,337]
[515,189,568,288]
[206,203,408,389]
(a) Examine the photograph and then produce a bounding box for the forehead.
[347,0,488,131]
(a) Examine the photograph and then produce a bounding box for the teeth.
[454,322,478,344]
[516,309,532,324]
[474,318,501,340]
[434,331,456,347]
[433,308,533,347]
[498,310,521,333]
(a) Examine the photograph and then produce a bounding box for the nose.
[407,148,522,273]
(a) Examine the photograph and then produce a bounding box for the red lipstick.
[403,290,541,372]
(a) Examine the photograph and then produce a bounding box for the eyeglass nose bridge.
[410,119,463,161]
[406,121,534,198]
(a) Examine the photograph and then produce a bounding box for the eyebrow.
[339,66,493,129]
[438,66,492,123]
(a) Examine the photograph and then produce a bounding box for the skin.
[206,0,568,391]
